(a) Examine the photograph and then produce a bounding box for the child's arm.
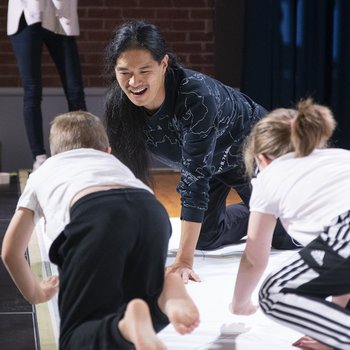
[230,212,276,315]
[1,208,59,304]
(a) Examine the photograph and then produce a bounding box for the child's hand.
[38,275,59,303]
[229,301,258,315]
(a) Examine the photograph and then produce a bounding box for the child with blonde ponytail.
[230,99,350,350]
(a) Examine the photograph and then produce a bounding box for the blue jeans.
[10,16,86,158]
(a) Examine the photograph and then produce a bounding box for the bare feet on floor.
[118,299,166,350]
[158,272,200,335]
[293,336,333,350]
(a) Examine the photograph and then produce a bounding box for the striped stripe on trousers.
[259,210,350,349]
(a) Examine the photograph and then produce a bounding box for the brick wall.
[0,0,215,88]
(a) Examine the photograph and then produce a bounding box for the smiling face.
[115,49,168,112]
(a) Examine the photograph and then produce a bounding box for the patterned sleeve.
[177,79,219,222]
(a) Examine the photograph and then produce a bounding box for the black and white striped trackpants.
[259,210,350,349]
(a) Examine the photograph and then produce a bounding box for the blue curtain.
[242,0,350,149]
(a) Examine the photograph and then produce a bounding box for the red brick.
[189,31,214,41]
[172,20,205,31]
[163,31,187,42]
[80,19,107,30]
[78,0,105,5]
[189,53,214,64]
[122,8,157,18]
[0,3,215,88]
[172,43,202,53]
[104,0,139,6]
[190,9,214,19]
[137,0,173,7]
[155,9,189,20]
[87,8,123,19]
[170,0,209,7]
[0,77,21,86]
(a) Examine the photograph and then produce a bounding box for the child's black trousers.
[49,188,171,349]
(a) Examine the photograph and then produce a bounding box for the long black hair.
[104,20,178,187]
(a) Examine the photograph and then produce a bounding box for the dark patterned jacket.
[144,67,266,222]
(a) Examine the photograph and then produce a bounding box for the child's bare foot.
[293,336,333,350]
[118,299,166,350]
[158,273,200,335]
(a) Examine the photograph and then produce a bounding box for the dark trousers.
[259,210,350,350]
[9,15,86,158]
[49,189,171,350]
[197,170,298,250]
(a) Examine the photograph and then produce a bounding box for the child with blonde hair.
[230,99,350,350]
[2,111,199,350]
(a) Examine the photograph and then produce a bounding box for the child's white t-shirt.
[17,148,153,242]
[250,148,350,246]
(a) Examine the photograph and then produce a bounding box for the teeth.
[131,88,146,94]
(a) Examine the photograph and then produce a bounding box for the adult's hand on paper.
[166,262,201,284]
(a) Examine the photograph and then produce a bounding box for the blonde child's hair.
[244,98,336,177]
[49,111,109,155]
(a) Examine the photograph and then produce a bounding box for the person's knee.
[197,203,249,250]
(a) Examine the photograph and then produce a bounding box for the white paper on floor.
[168,218,247,257]
[161,217,304,349]
[36,216,304,349]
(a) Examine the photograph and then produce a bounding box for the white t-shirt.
[250,148,350,246]
[17,148,153,242]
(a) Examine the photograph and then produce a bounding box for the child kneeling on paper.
[2,111,200,350]
[230,99,350,350]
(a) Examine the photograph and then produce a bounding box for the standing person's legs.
[259,211,350,349]
[43,29,86,111]
[9,18,46,158]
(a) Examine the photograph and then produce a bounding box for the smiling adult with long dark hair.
[104,20,299,283]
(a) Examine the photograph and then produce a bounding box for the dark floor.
[0,176,39,350]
